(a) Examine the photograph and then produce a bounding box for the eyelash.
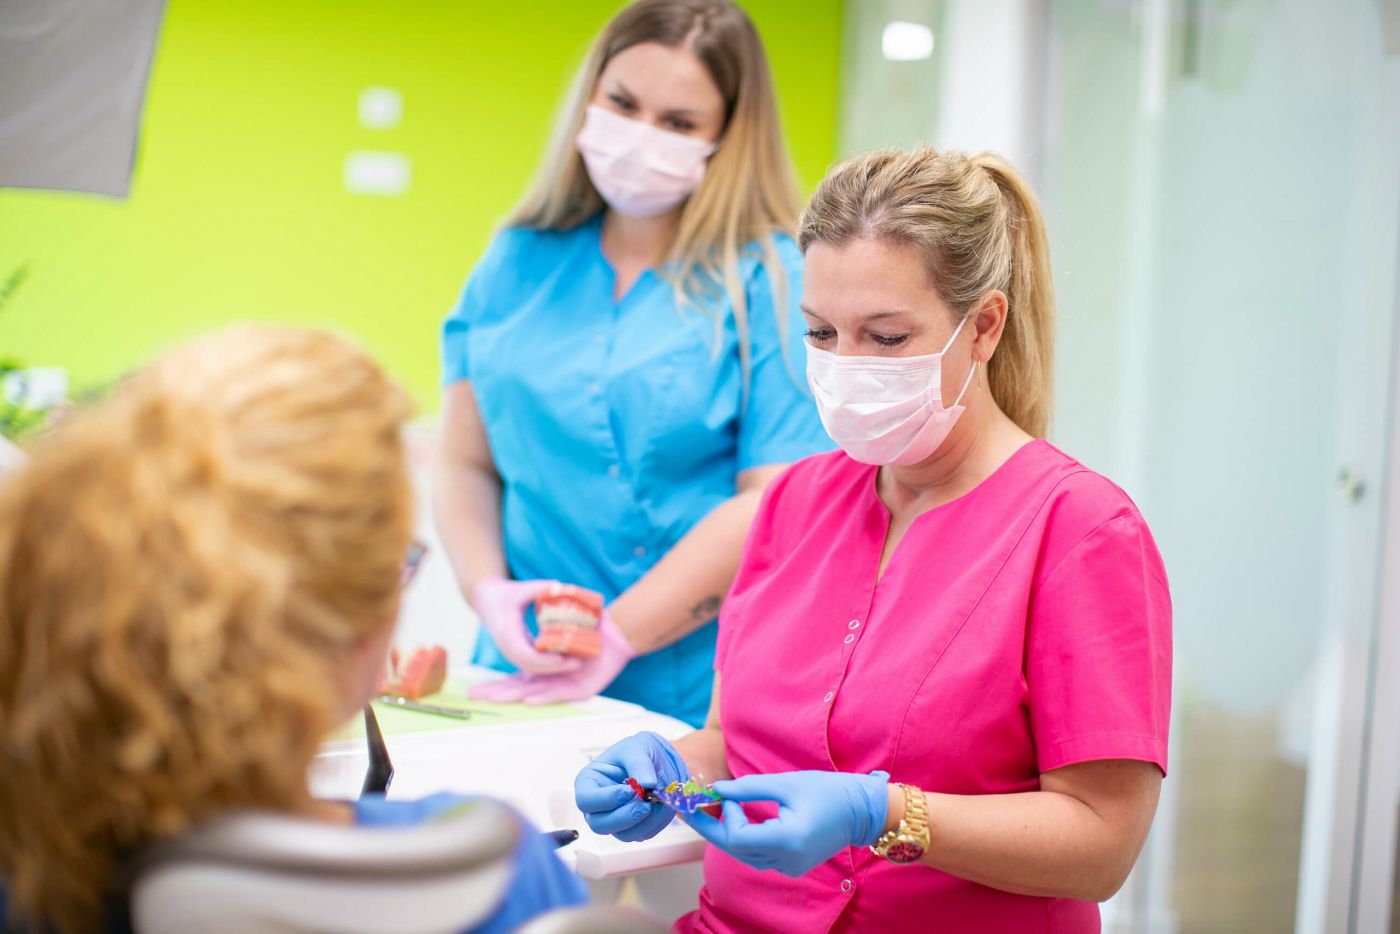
[803,328,909,348]
[608,95,695,132]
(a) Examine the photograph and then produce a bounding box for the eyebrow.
[799,306,916,322]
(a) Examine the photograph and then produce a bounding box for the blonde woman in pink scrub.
[574,147,1172,933]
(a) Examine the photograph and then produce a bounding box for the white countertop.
[310,668,706,880]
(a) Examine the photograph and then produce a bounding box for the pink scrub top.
[675,440,1171,934]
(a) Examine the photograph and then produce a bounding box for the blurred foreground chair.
[130,798,667,933]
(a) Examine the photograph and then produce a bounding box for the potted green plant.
[0,261,51,443]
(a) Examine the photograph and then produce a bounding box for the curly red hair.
[0,325,414,932]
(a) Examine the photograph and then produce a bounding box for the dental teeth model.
[376,644,448,700]
[533,583,605,658]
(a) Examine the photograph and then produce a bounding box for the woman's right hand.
[470,578,582,674]
[574,732,689,842]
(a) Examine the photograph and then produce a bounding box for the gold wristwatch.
[870,782,929,864]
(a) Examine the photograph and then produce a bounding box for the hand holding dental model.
[682,770,891,878]
[468,583,636,703]
[468,578,584,675]
[574,731,892,878]
[574,732,689,842]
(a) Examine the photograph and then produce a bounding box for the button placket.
[594,286,622,471]
[821,605,875,767]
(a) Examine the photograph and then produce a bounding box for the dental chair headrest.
[131,798,519,934]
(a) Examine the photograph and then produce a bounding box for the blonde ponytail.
[968,153,1055,437]
[798,147,1056,437]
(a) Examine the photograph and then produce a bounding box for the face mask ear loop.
[950,359,978,408]
[942,313,977,408]
[938,313,971,355]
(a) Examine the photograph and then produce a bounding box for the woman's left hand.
[468,607,636,704]
[683,770,891,877]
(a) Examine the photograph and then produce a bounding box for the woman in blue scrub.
[433,0,828,727]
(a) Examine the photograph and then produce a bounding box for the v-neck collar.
[867,439,1046,581]
[588,213,658,306]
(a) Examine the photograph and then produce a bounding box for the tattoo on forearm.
[650,595,724,648]
[689,595,723,623]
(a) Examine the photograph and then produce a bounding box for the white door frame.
[1338,20,1400,929]
[1353,229,1400,934]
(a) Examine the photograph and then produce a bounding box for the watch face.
[887,840,925,863]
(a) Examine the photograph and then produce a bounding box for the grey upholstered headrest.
[136,799,519,880]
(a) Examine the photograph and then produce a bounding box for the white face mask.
[575,104,715,219]
[806,316,977,466]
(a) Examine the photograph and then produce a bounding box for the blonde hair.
[0,325,414,932]
[508,0,803,379]
[798,147,1055,437]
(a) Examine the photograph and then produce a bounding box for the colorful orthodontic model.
[628,776,723,816]
[533,584,605,658]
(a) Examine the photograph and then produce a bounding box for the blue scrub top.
[441,215,831,726]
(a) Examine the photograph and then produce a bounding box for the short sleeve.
[440,230,520,387]
[1025,511,1172,775]
[736,237,833,471]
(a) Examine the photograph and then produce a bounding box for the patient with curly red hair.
[0,325,586,933]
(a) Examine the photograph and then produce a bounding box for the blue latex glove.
[574,731,689,843]
[683,770,890,877]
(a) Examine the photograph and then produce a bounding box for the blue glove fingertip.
[616,800,649,824]
[720,799,747,823]
[682,811,726,848]
[591,761,626,783]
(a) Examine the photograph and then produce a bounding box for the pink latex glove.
[470,578,582,675]
[468,605,636,704]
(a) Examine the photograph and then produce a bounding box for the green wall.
[0,0,842,409]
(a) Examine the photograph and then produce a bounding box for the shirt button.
[840,879,853,893]
[843,633,855,645]
[633,546,647,558]
[589,382,602,394]
[823,691,834,703]
[595,334,606,344]
[848,619,860,630]
[607,464,620,478]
